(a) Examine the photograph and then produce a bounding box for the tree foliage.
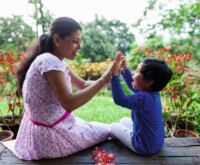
[80,16,135,62]
[28,0,54,36]
[0,0,54,52]
[0,15,36,51]
[133,0,200,61]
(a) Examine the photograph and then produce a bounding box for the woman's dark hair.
[140,58,172,91]
[16,17,82,96]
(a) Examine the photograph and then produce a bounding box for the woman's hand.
[100,51,127,83]
[101,60,116,83]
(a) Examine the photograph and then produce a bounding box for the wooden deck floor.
[0,138,200,165]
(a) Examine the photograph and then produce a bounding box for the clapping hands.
[100,51,127,84]
[112,51,127,76]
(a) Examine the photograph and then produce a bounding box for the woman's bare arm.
[67,66,94,90]
[46,62,115,112]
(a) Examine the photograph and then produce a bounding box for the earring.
[56,43,59,47]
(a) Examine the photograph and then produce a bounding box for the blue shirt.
[111,69,164,155]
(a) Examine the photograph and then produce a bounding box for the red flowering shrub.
[0,50,24,124]
[129,45,200,136]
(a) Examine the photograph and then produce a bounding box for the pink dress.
[14,53,110,160]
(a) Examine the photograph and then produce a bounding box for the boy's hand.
[113,52,122,76]
[120,55,128,71]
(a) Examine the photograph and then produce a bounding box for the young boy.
[110,52,172,155]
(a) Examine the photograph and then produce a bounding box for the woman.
[12,17,114,160]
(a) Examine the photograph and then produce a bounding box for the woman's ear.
[53,34,60,47]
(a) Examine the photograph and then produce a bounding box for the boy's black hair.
[140,58,172,91]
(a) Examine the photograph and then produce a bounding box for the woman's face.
[56,30,82,60]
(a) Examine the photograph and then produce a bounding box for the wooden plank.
[1,138,200,164]
[0,143,5,154]
[89,139,159,164]
[164,137,200,147]
[0,139,160,164]
[156,137,200,157]
[158,157,200,165]
[158,146,200,157]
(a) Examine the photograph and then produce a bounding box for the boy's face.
[132,62,152,91]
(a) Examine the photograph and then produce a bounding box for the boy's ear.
[146,79,154,86]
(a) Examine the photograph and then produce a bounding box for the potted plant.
[0,50,24,139]
[0,130,14,142]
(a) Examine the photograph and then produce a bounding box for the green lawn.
[0,96,131,124]
[73,96,131,123]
